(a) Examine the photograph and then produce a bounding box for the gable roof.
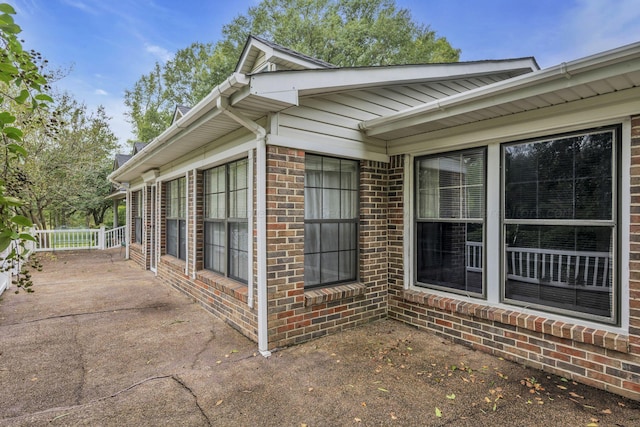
[172,105,192,124]
[235,35,335,74]
[114,154,132,169]
[109,38,539,183]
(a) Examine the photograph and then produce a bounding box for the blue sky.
[11,0,640,146]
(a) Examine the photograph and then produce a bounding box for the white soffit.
[361,42,640,140]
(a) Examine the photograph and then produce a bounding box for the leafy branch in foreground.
[0,2,52,292]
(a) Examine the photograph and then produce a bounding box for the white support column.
[192,168,197,279]
[184,171,189,275]
[125,189,131,259]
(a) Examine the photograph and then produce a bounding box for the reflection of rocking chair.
[119,239,127,257]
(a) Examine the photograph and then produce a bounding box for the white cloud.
[95,89,108,96]
[145,44,172,62]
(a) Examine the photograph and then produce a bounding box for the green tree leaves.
[0,1,51,292]
[124,0,460,144]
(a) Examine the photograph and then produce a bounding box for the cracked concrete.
[1,249,639,426]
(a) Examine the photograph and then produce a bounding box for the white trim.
[191,168,197,279]
[620,119,631,331]
[154,141,256,184]
[389,86,640,155]
[403,118,630,335]
[403,154,413,290]
[184,171,189,275]
[247,149,255,309]
[485,144,501,304]
[267,134,389,163]
[150,183,158,274]
[257,137,270,357]
[125,190,130,259]
[362,42,640,136]
[142,186,147,256]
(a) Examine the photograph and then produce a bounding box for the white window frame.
[404,119,631,334]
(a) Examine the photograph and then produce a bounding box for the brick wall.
[388,132,640,400]
[265,146,387,349]
[154,164,258,342]
[129,189,145,269]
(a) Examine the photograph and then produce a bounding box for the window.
[134,190,142,244]
[304,155,358,288]
[415,149,485,295]
[203,159,248,282]
[503,128,617,321]
[166,177,186,260]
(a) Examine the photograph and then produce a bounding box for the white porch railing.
[33,226,126,252]
[466,242,612,289]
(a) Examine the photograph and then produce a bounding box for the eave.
[361,42,640,141]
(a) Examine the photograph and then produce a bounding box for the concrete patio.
[1,249,638,426]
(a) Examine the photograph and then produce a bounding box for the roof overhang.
[243,58,538,101]
[360,42,640,141]
[109,73,253,183]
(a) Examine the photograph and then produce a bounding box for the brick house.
[109,36,640,400]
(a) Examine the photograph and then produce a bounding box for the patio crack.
[0,304,172,327]
[0,374,211,425]
[172,374,212,427]
[191,329,216,369]
[71,317,87,405]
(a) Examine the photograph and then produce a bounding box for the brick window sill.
[305,283,366,307]
[160,254,185,271]
[402,289,629,354]
[195,270,248,304]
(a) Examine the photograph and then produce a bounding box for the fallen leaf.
[361,402,367,407]
[618,402,626,407]
[601,409,612,414]
[557,385,567,390]
[378,387,389,392]
[390,412,397,420]
[215,400,223,406]
[354,418,361,423]
[586,424,598,427]
[569,392,584,399]
[484,397,491,403]
[446,393,456,400]
[435,408,442,418]
[308,387,314,392]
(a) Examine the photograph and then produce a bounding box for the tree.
[9,94,118,230]
[125,0,460,143]
[0,2,52,292]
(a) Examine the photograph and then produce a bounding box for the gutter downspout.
[247,149,255,309]
[221,105,271,357]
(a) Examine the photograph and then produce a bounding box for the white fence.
[466,241,612,289]
[33,226,126,252]
[0,238,36,295]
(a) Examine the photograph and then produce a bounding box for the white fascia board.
[389,85,640,156]
[363,42,640,136]
[245,58,538,101]
[109,73,249,183]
